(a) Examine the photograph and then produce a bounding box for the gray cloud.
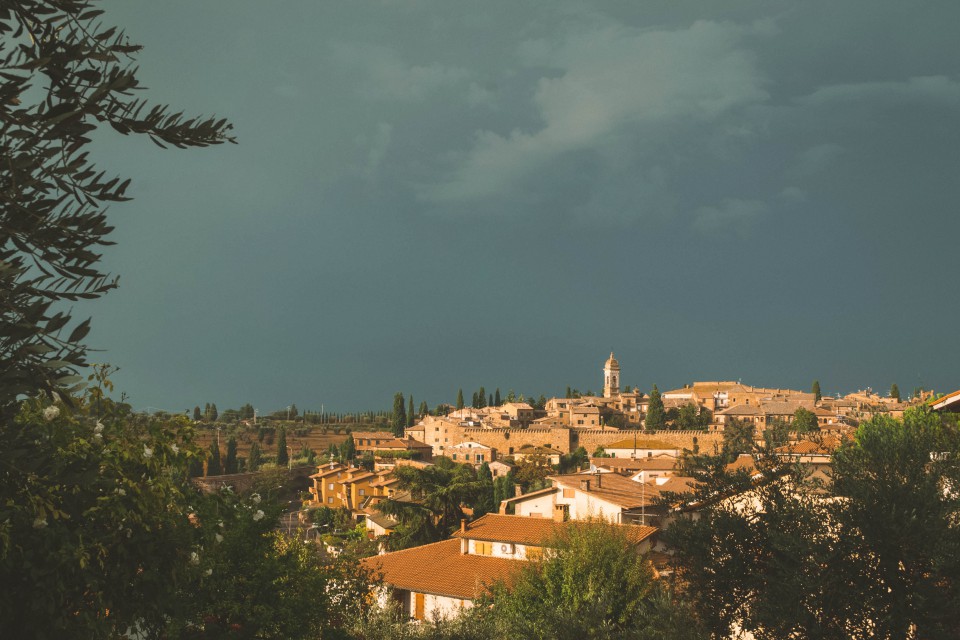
[421,20,772,206]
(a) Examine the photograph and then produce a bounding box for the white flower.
[94,433,103,441]
[215,533,223,543]
[32,517,47,529]
[94,422,104,434]
[252,510,265,522]
[116,488,126,496]
[217,520,224,529]
[250,493,261,504]
[43,406,60,421]
[190,551,200,566]
[204,568,213,576]
[143,446,153,459]
[170,444,179,454]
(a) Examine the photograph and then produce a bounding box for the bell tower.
[603,352,621,398]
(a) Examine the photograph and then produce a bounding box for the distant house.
[447,441,496,466]
[489,460,515,479]
[352,431,433,463]
[361,513,656,620]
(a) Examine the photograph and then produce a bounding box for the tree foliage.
[0,391,205,637]
[392,392,406,437]
[377,458,485,550]
[812,379,822,402]
[665,408,960,639]
[792,407,818,434]
[487,521,703,640]
[0,1,234,413]
[275,426,288,467]
[645,385,665,431]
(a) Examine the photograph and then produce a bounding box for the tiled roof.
[454,513,657,546]
[591,457,676,471]
[361,539,520,599]
[718,404,763,416]
[550,473,651,508]
[603,438,679,450]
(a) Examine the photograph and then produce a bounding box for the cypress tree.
[489,393,494,407]
[248,441,262,472]
[418,400,428,417]
[224,437,238,474]
[890,383,901,402]
[407,395,415,428]
[566,386,572,399]
[392,392,407,437]
[456,388,464,410]
[207,441,222,476]
[210,403,218,422]
[495,388,502,406]
[342,435,356,461]
[478,386,486,408]
[193,406,201,421]
[276,427,289,467]
[645,385,665,432]
[812,380,822,402]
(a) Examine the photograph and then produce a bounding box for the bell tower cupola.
[603,352,621,398]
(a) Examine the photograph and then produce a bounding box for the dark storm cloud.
[84,0,960,411]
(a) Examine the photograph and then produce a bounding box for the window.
[452,454,458,460]
[328,483,334,490]
[475,541,493,556]
[562,488,575,499]
[476,454,482,462]
[327,497,333,504]
[359,489,365,496]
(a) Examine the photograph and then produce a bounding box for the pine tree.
[407,395,415,428]
[248,441,262,472]
[224,437,238,474]
[456,388,465,410]
[276,427,289,466]
[193,406,201,421]
[890,383,901,402]
[495,388,502,406]
[645,385,665,431]
[392,392,407,437]
[812,380,822,402]
[207,441,222,476]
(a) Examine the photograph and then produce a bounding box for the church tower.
[603,352,621,398]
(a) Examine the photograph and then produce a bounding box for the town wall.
[461,427,573,455]
[575,430,724,455]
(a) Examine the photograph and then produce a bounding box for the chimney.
[580,479,591,491]
[595,472,602,488]
[553,505,566,523]
[515,485,523,497]
[460,518,467,534]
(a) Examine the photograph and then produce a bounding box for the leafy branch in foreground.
[0,1,234,413]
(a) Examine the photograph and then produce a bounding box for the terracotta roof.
[361,539,520,599]
[453,513,657,546]
[550,473,651,508]
[931,389,960,411]
[591,457,677,472]
[365,512,398,529]
[725,455,758,474]
[603,438,679,450]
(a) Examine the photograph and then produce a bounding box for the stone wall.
[461,427,574,455]
[575,429,724,455]
[191,465,314,495]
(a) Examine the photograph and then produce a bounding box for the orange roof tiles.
[454,513,658,546]
[361,539,519,599]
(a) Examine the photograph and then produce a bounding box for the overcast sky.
[82,0,959,413]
